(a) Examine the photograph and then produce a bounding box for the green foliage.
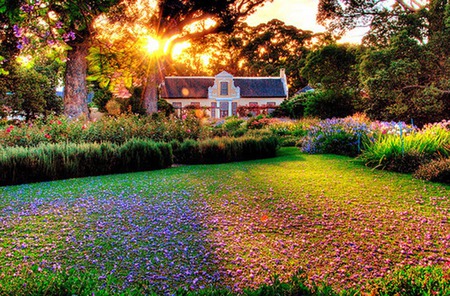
[0,63,63,120]
[298,116,371,157]
[303,90,355,119]
[157,98,175,117]
[239,19,313,94]
[360,122,450,173]
[92,87,113,112]
[269,119,314,147]
[172,136,279,165]
[275,94,307,119]
[247,115,279,130]
[0,139,172,186]
[367,265,450,296]
[0,264,448,295]
[212,117,247,137]
[0,114,210,147]
[414,158,450,184]
[301,44,358,91]
[358,30,450,126]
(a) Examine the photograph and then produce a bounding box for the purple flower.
[20,4,34,13]
[62,31,76,42]
[13,25,23,38]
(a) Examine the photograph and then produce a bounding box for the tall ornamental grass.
[0,139,172,186]
[361,121,450,173]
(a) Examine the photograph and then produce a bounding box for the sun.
[145,36,160,54]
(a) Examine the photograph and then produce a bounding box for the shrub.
[0,114,211,148]
[414,157,450,184]
[298,116,372,157]
[172,136,278,165]
[0,139,172,186]
[247,115,279,130]
[303,90,355,119]
[105,99,123,116]
[273,94,307,118]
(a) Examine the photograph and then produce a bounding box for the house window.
[173,102,182,117]
[249,102,259,116]
[267,102,276,114]
[232,102,237,116]
[220,101,228,118]
[220,82,228,96]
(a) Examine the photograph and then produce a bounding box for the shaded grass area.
[0,148,448,294]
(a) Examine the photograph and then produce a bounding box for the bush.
[297,116,372,157]
[0,139,172,186]
[414,158,450,184]
[172,136,279,165]
[247,115,280,130]
[303,90,355,119]
[0,114,211,148]
[273,94,307,118]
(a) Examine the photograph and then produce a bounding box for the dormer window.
[220,82,229,96]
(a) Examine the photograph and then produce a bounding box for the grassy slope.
[0,147,448,294]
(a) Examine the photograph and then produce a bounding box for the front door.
[220,102,228,118]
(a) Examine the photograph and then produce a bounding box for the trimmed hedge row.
[172,136,279,165]
[0,136,279,186]
[0,139,173,186]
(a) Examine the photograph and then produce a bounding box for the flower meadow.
[0,148,449,294]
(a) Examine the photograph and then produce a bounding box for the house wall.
[165,98,284,118]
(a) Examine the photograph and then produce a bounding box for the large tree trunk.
[142,71,159,114]
[64,42,90,119]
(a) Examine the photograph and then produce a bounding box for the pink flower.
[5,125,14,133]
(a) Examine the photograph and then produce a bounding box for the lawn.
[0,147,449,294]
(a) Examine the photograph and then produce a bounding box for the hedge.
[0,139,172,186]
[172,136,279,165]
[0,137,278,186]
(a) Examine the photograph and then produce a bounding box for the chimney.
[280,68,286,78]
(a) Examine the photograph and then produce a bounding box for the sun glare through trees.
[144,36,160,55]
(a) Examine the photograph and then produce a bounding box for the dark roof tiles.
[234,78,286,98]
[161,77,214,98]
[161,76,287,99]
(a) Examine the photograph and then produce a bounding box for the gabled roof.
[161,77,214,98]
[296,85,314,94]
[161,76,287,99]
[234,78,286,98]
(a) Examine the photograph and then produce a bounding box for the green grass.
[0,148,448,294]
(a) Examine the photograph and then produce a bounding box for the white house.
[160,70,288,118]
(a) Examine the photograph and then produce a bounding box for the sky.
[245,0,368,44]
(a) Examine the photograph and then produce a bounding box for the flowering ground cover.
[0,147,449,294]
